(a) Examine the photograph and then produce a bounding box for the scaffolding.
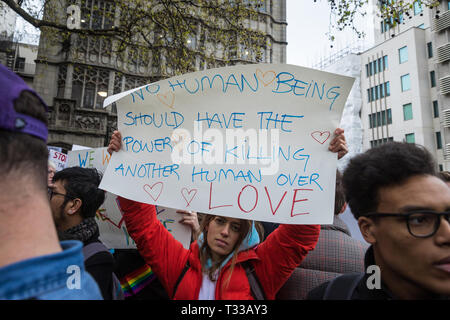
[312,40,370,70]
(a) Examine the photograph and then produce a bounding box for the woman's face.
[48,166,56,187]
[205,216,242,261]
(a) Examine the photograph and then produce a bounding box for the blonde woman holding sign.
[107,129,347,300]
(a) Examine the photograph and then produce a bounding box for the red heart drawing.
[143,182,164,201]
[181,188,197,207]
[311,131,331,145]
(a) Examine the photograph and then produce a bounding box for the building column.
[64,64,74,99]
[108,70,115,96]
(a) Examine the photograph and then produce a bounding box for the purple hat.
[0,63,48,141]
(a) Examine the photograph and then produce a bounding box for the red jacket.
[119,197,320,300]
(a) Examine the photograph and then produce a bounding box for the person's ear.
[358,216,377,244]
[67,198,82,215]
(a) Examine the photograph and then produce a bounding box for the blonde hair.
[48,160,57,170]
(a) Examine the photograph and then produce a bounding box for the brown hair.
[438,171,450,183]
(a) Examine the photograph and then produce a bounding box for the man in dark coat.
[308,142,450,300]
[50,167,116,299]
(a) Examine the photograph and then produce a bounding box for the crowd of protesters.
[0,63,449,300]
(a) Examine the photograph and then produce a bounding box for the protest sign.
[48,149,68,171]
[67,147,192,249]
[100,64,354,224]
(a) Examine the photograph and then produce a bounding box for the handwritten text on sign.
[100,64,354,224]
[67,147,192,249]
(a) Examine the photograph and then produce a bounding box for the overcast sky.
[286,0,375,67]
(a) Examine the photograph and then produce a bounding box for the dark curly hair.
[343,142,437,219]
[53,167,106,219]
[438,171,450,183]
[334,169,345,215]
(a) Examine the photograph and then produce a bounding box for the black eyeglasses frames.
[362,211,450,238]
[47,187,75,201]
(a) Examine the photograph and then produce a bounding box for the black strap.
[172,261,190,299]
[82,242,110,261]
[242,261,265,300]
[172,260,265,300]
[323,273,364,300]
[82,242,124,300]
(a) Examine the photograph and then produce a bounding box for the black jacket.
[307,246,448,300]
[83,237,115,300]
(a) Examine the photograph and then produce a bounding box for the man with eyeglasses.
[49,166,120,299]
[308,142,450,300]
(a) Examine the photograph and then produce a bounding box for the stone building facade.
[33,0,287,152]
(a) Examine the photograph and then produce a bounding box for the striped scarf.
[57,217,99,243]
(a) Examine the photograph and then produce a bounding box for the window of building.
[366,56,387,77]
[418,23,425,29]
[403,103,413,120]
[399,46,408,64]
[433,100,439,118]
[381,20,388,33]
[14,57,25,72]
[436,131,442,149]
[71,65,109,109]
[414,1,423,15]
[370,137,394,148]
[427,42,433,58]
[57,65,67,98]
[256,0,267,12]
[387,108,392,124]
[405,133,415,143]
[381,18,390,33]
[369,108,392,128]
[430,70,436,87]
[401,74,411,91]
[186,34,197,50]
[367,82,390,102]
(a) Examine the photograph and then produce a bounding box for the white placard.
[100,64,354,224]
[48,149,68,171]
[67,147,192,249]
